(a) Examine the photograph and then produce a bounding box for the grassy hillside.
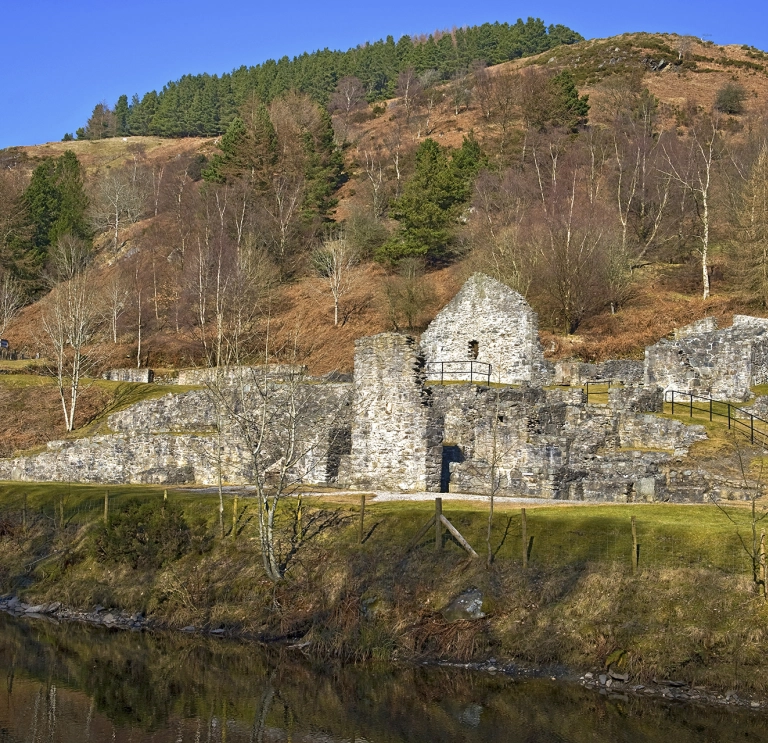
[1,31,767,439]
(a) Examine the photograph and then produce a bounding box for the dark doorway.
[326,426,352,481]
[440,445,465,492]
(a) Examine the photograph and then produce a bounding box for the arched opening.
[468,340,479,360]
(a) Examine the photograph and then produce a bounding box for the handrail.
[584,379,617,401]
[425,360,492,386]
[665,390,768,447]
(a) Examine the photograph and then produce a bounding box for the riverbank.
[1,483,768,708]
[2,595,767,716]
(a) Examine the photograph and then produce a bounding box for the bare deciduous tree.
[732,140,768,305]
[312,233,359,326]
[90,167,149,250]
[46,232,92,283]
[205,339,350,582]
[663,115,720,299]
[100,269,129,344]
[40,271,101,431]
[396,68,422,127]
[0,271,23,336]
[329,75,366,143]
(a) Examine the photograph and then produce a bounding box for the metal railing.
[425,360,492,386]
[666,390,768,447]
[584,379,619,401]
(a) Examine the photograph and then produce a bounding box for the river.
[0,613,764,742]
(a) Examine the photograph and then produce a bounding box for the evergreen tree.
[301,108,345,219]
[23,151,90,266]
[548,71,590,131]
[203,110,278,185]
[379,135,483,262]
[128,91,158,135]
[114,94,130,135]
[76,18,583,137]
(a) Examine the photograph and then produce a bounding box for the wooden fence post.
[435,498,443,552]
[760,529,766,600]
[631,516,638,575]
[359,493,366,544]
[104,491,109,526]
[22,494,27,537]
[522,508,528,569]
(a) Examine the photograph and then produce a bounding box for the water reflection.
[0,613,764,742]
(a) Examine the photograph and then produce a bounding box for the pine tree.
[548,71,590,131]
[75,18,583,136]
[23,151,89,266]
[202,110,278,185]
[114,95,130,136]
[379,136,483,262]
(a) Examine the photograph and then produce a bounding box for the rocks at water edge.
[0,595,148,630]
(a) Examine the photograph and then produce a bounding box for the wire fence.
[506,522,756,576]
[1,492,763,580]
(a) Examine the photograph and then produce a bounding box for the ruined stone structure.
[338,334,443,492]
[421,274,550,385]
[102,368,154,383]
[4,275,768,502]
[644,315,768,401]
[177,364,306,386]
[337,337,706,501]
[0,384,351,486]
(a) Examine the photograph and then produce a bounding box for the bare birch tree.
[0,271,23,336]
[41,271,101,431]
[732,140,768,305]
[312,233,359,326]
[663,116,720,299]
[100,269,129,344]
[205,337,350,582]
[90,167,149,250]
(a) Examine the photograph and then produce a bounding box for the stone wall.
[553,360,644,386]
[108,391,216,433]
[644,315,768,401]
[420,274,550,385]
[0,382,352,487]
[102,368,154,383]
[428,384,706,501]
[340,333,442,492]
[177,364,306,386]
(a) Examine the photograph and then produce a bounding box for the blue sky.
[1,1,765,149]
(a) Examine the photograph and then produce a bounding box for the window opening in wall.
[497,415,505,423]
[468,340,479,359]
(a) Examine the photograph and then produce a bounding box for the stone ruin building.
[420,273,550,385]
[644,315,768,401]
[3,273,768,502]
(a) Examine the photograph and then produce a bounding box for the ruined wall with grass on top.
[644,316,768,401]
[0,381,353,487]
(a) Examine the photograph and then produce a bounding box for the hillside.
[1,30,768,451]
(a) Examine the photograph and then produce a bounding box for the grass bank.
[1,482,767,697]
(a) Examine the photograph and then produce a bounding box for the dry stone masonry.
[421,274,551,385]
[645,315,768,401]
[338,333,443,492]
[3,274,768,502]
